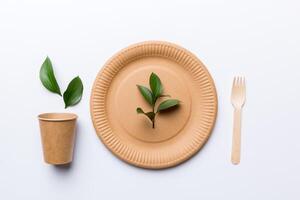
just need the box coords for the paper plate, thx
[90,41,217,169]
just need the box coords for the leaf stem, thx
[152,101,156,129]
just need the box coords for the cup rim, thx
[38,113,78,122]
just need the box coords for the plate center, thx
[111,57,191,143]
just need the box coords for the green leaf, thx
[137,85,154,105]
[136,107,155,121]
[136,107,144,114]
[149,72,162,99]
[63,76,83,108]
[39,56,61,96]
[157,99,180,112]
[145,112,155,121]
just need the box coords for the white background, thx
[0,0,300,199]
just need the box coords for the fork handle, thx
[231,108,242,165]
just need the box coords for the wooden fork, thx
[231,76,246,165]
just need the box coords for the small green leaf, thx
[137,85,153,105]
[145,112,155,121]
[136,107,144,114]
[63,76,83,108]
[137,107,155,121]
[39,56,61,96]
[149,72,162,99]
[157,99,180,112]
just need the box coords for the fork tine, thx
[237,77,240,85]
[232,77,236,88]
[237,76,245,86]
[242,77,246,95]
[240,77,245,87]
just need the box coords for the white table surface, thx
[1,0,300,199]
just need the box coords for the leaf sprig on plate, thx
[40,56,83,108]
[136,72,180,128]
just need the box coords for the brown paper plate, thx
[90,41,217,169]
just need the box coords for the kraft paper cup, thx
[38,113,77,165]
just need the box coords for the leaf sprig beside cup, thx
[40,57,83,108]
[136,73,180,128]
